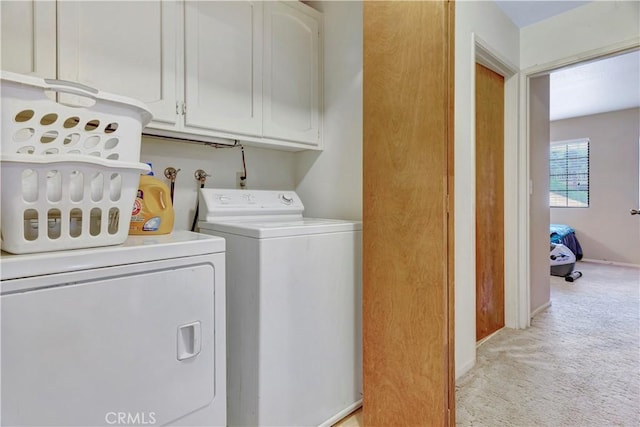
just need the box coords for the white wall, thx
[296,1,362,221]
[142,2,364,232]
[550,108,640,266]
[521,0,640,70]
[139,0,640,384]
[141,1,363,234]
[529,75,551,314]
[137,1,366,232]
[454,0,520,378]
[301,0,522,383]
[140,136,296,230]
[522,0,640,314]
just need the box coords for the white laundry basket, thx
[1,71,154,254]
[1,154,150,254]
[1,71,152,161]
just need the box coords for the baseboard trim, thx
[319,399,362,427]
[455,330,504,381]
[581,258,640,268]
[531,301,552,319]
[476,328,504,348]
[456,358,476,380]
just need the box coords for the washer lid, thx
[199,217,362,239]
[1,231,225,281]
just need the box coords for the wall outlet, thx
[236,171,247,189]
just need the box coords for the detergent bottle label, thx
[129,176,174,235]
[142,217,161,231]
[132,198,142,216]
[130,190,150,226]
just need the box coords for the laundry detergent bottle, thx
[129,172,175,235]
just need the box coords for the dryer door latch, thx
[177,321,202,361]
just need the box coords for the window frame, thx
[549,138,590,208]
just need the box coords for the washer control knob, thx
[279,194,294,205]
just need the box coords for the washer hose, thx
[191,170,209,232]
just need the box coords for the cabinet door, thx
[263,1,321,146]
[0,0,56,78]
[57,1,178,126]
[184,1,263,137]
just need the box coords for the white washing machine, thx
[1,231,226,427]
[198,189,362,427]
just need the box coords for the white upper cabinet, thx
[57,1,179,126]
[1,1,322,150]
[263,1,321,146]
[0,0,56,78]
[184,1,263,137]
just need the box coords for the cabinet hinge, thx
[176,102,179,115]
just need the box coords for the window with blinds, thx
[549,139,589,208]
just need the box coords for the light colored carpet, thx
[456,261,640,426]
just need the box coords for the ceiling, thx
[495,1,640,121]
[549,51,640,121]
[495,1,590,28]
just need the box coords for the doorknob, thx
[631,209,639,215]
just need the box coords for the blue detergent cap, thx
[144,162,154,176]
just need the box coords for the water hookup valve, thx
[194,169,210,186]
[163,167,181,203]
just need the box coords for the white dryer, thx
[198,189,362,427]
[1,231,226,427]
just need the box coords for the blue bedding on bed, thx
[550,224,575,244]
[550,223,583,260]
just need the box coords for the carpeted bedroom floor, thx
[456,261,640,426]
